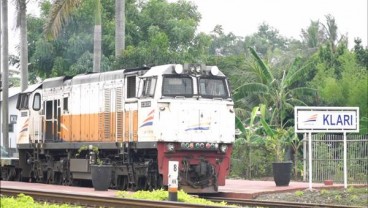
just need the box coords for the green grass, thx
[1,194,81,208]
[117,189,228,206]
[2,190,227,207]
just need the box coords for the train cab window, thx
[33,93,41,111]
[63,97,68,111]
[127,76,136,98]
[199,78,229,98]
[16,93,29,110]
[141,77,157,98]
[162,76,193,97]
[46,100,53,120]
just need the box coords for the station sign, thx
[295,107,359,133]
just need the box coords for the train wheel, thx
[138,177,148,190]
[62,172,72,186]
[146,175,152,191]
[128,179,137,191]
[2,166,16,181]
[46,168,53,184]
[152,172,163,190]
[117,175,128,190]
[14,168,22,181]
[147,172,159,190]
[53,172,62,185]
[29,171,36,183]
[122,175,128,190]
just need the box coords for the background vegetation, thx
[10,0,368,179]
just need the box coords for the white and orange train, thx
[5,64,235,193]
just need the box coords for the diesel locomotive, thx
[2,64,235,193]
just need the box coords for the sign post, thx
[308,132,312,191]
[295,107,359,190]
[168,161,179,201]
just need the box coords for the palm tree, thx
[45,0,127,72]
[115,0,125,57]
[93,0,102,73]
[15,0,28,91]
[0,0,2,68]
[1,0,10,152]
[301,20,321,49]
[44,0,102,73]
[323,14,338,52]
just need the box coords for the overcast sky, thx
[5,0,368,56]
[190,0,367,48]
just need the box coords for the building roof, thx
[0,83,41,102]
[0,87,20,101]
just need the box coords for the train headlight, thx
[199,143,205,148]
[220,144,227,153]
[195,66,201,73]
[210,66,219,76]
[174,64,183,74]
[167,143,175,152]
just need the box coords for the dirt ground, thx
[255,186,368,207]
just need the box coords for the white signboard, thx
[295,107,359,133]
[168,161,179,189]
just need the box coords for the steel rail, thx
[0,188,228,208]
[2,187,363,208]
[206,196,363,208]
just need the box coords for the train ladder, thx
[127,164,135,187]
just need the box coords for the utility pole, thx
[1,0,10,155]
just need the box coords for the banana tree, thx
[235,47,316,128]
[234,105,265,178]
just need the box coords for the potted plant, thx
[87,145,113,191]
[261,118,293,186]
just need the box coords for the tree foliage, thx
[21,1,368,178]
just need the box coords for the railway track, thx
[1,187,363,208]
[206,196,363,208]
[0,188,213,208]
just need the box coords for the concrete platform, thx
[0,179,348,199]
[218,179,346,199]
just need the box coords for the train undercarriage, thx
[1,142,230,193]
[1,142,162,191]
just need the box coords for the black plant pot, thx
[91,164,112,191]
[272,161,292,186]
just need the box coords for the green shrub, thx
[295,190,304,197]
[320,189,329,195]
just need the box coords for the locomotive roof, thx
[142,64,226,77]
[141,64,175,77]
[70,66,151,85]
[43,76,72,89]
[40,64,226,89]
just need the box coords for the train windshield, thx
[16,93,30,110]
[199,78,229,98]
[162,76,193,97]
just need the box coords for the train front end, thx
[138,64,235,193]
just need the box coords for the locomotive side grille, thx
[104,89,111,140]
[98,111,103,140]
[116,86,123,139]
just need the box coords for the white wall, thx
[1,90,20,149]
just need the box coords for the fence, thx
[303,134,368,184]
